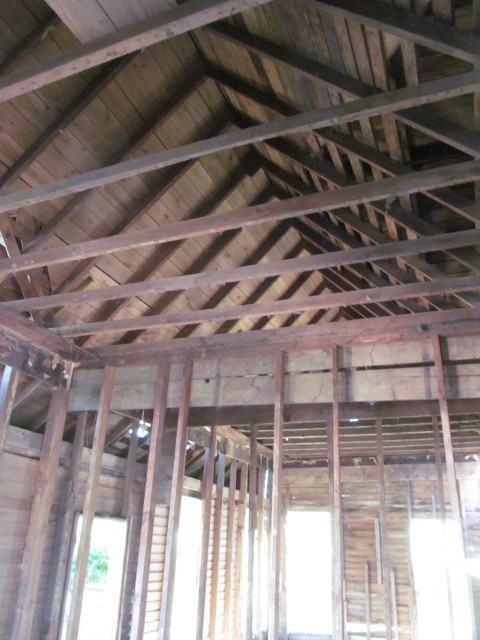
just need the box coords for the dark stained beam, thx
[0,306,92,387]
[52,119,231,296]
[8,224,480,313]
[0,12,59,75]
[2,161,480,280]
[314,0,480,64]
[207,27,480,161]
[51,274,480,338]
[220,255,314,334]
[0,0,272,103]
[88,307,480,366]
[0,55,136,192]
[98,163,266,346]
[0,71,479,213]
[24,74,207,253]
[173,226,299,340]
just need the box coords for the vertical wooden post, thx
[64,366,116,640]
[280,505,288,639]
[157,359,193,640]
[233,462,248,637]
[255,467,266,639]
[432,415,455,637]
[209,452,226,640]
[195,424,217,640]
[432,337,464,526]
[330,346,345,640]
[130,362,170,640]
[432,335,475,640]
[11,387,70,640]
[364,563,371,640]
[405,483,418,640]
[432,416,447,520]
[376,418,392,640]
[223,458,238,639]
[131,363,170,640]
[122,430,139,518]
[0,366,19,454]
[247,424,258,640]
[116,429,139,638]
[268,351,285,640]
[42,411,87,640]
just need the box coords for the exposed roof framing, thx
[1,0,480,461]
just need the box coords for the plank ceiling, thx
[2,0,480,460]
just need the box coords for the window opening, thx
[286,510,332,636]
[60,515,128,640]
[410,518,473,640]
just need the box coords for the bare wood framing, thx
[247,425,258,640]
[10,226,480,312]
[0,306,91,387]
[314,0,480,65]
[432,337,475,639]
[0,0,273,104]
[10,388,70,640]
[42,412,87,640]
[209,452,226,640]
[377,418,393,640]
[89,307,480,366]
[0,366,19,454]
[268,351,285,640]
[223,457,238,639]
[51,275,480,338]
[0,71,479,215]
[130,363,170,640]
[195,424,217,640]
[233,463,248,636]
[330,346,345,640]
[157,359,193,640]
[64,366,116,640]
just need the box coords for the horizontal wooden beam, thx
[2,159,480,281]
[74,399,480,425]
[6,225,480,311]
[0,0,272,104]
[0,71,478,214]
[87,307,480,366]
[0,307,93,387]
[314,0,480,65]
[52,275,480,337]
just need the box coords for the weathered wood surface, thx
[10,389,70,640]
[0,0,273,104]
[0,73,479,217]
[2,168,480,275]
[69,336,480,410]
[51,275,480,338]
[0,307,92,388]
[64,367,116,640]
[87,308,480,366]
